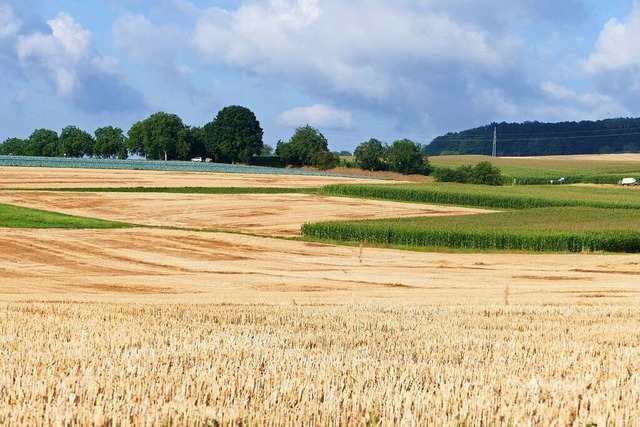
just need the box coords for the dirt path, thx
[0,191,493,236]
[1,228,638,305]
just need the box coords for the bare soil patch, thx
[0,167,394,189]
[1,228,638,305]
[0,191,492,236]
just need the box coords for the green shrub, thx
[434,161,502,185]
[313,151,340,170]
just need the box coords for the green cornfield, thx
[302,207,640,253]
[320,183,640,210]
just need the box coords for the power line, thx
[440,130,640,143]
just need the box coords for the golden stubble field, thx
[1,165,640,425]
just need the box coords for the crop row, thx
[302,207,640,253]
[302,222,640,253]
[320,183,640,210]
[0,155,357,178]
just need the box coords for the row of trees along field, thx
[424,117,640,156]
[0,126,128,159]
[0,106,264,162]
[0,106,342,169]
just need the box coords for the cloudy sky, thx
[1,0,640,152]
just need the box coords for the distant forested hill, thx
[424,118,640,156]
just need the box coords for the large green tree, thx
[0,137,27,155]
[203,105,263,163]
[276,125,330,167]
[126,112,189,160]
[388,139,431,175]
[59,126,94,157]
[354,138,388,171]
[27,129,59,157]
[94,126,128,159]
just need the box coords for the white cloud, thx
[277,104,352,129]
[48,12,93,61]
[15,12,146,112]
[0,4,21,39]
[113,13,185,63]
[537,81,629,120]
[160,0,199,20]
[585,5,640,73]
[469,86,519,118]
[193,0,518,102]
[16,13,93,98]
[91,56,120,74]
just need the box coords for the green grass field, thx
[0,203,135,229]
[429,155,640,184]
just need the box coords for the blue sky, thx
[1,0,640,152]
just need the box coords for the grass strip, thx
[302,207,640,253]
[0,203,136,229]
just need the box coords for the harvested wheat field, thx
[2,166,640,424]
[1,303,639,425]
[0,191,493,236]
[1,228,640,305]
[0,166,387,189]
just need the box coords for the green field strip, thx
[0,203,137,229]
[320,183,640,210]
[302,207,640,253]
[429,155,640,184]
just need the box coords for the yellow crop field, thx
[1,303,639,425]
[2,163,640,425]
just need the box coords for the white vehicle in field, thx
[191,156,203,162]
[619,177,637,186]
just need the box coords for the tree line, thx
[0,106,357,171]
[1,126,128,159]
[0,106,265,162]
[0,105,434,175]
[424,117,640,156]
